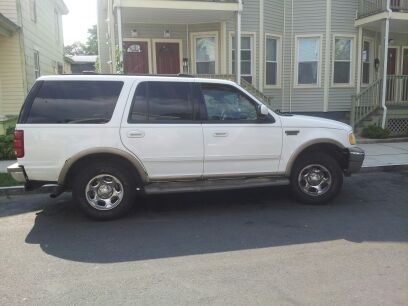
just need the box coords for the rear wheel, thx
[72,162,136,220]
[290,153,343,205]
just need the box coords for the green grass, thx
[0,173,21,187]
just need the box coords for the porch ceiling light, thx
[131,29,138,37]
[164,30,170,38]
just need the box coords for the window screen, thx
[26,81,123,124]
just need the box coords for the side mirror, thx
[259,104,269,116]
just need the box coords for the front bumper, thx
[345,147,365,175]
[7,162,27,183]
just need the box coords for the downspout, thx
[235,0,242,85]
[282,0,286,111]
[381,0,391,129]
[289,0,294,112]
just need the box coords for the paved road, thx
[0,171,407,305]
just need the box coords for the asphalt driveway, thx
[0,171,407,305]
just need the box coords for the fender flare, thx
[284,138,346,176]
[58,147,149,185]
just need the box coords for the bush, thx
[0,127,16,160]
[361,125,390,139]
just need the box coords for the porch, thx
[352,3,408,136]
[107,0,245,84]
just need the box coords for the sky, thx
[62,0,97,45]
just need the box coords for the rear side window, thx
[24,81,123,124]
[128,81,198,123]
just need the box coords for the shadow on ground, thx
[1,171,407,263]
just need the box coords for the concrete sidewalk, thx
[0,142,407,174]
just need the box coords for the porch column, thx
[356,26,363,94]
[381,17,390,128]
[116,6,124,73]
[235,1,242,84]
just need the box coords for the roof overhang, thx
[114,0,239,24]
[355,11,408,31]
[56,0,69,15]
[0,14,19,37]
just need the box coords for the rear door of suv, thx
[120,79,204,180]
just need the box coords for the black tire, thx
[290,152,343,205]
[72,161,136,220]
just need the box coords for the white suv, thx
[8,75,364,220]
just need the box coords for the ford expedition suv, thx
[8,75,365,220]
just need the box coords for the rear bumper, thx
[7,162,27,183]
[345,147,365,175]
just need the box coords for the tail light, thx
[13,130,24,158]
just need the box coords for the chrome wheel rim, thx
[298,164,332,197]
[85,174,124,210]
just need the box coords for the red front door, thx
[124,41,149,74]
[155,42,180,74]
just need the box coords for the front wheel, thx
[290,153,343,205]
[72,162,136,220]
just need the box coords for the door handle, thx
[127,130,145,138]
[213,131,228,137]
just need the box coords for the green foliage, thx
[0,127,15,160]
[64,25,98,56]
[361,125,391,139]
[115,45,123,74]
[0,173,19,187]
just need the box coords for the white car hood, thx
[279,114,352,131]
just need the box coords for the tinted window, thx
[200,84,259,122]
[26,81,123,124]
[129,81,196,123]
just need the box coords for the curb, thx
[360,164,408,173]
[357,137,408,144]
[0,185,57,197]
[1,165,408,197]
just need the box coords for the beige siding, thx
[20,0,64,90]
[0,0,18,24]
[0,34,25,115]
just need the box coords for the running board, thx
[144,176,290,195]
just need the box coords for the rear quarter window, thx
[23,81,123,124]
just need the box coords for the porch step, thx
[144,176,290,195]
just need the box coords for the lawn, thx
[0,173,21,187]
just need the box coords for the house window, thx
[30,0,37,23]
[54,10,60,44]
[231,35,253,84]
[34,50,40,79]
[333,37,353,85]
[296,36,320,86]
[194,36,216,74]
[362,40,372,84]
[265,36,279,86]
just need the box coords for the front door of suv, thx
[120,80,203,180]
[199,83,282,177]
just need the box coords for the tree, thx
[64,25,98,56]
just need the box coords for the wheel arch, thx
[58,147,148,188]
[285,139,347,176]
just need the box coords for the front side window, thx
[296,37,320,85]
[195,36,216,74]
[26,81,123,124]
[232,36,253,84]
[265,36,278,86]
[362,40,372,84]
[200,83,259,122]
[333,37,353,85]
[128,81,196,123]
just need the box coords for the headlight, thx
[348,132,356,145]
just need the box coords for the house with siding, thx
[0,0,68,117]
[97,0,408,135]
